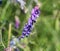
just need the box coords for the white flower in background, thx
[17,0,26,10]
[17,0,28,13]
[34,0,38,4]
[10,37,19,48]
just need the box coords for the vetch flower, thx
[15,16,20,29]
[18,6,40,39]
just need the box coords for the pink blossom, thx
[15,16,20,29]
[4,47,13,51]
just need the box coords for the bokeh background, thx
[0,0,60,51]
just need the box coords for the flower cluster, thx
[9,6,40,49]
[18,6,40,39]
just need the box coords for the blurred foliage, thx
[0,0,60,51]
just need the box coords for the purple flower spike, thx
[18,5,40,39]
[15,16,20,29]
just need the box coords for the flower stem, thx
[8,23,12,47]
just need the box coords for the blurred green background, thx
[0,0,60,51]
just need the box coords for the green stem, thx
[0,29,5,48]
